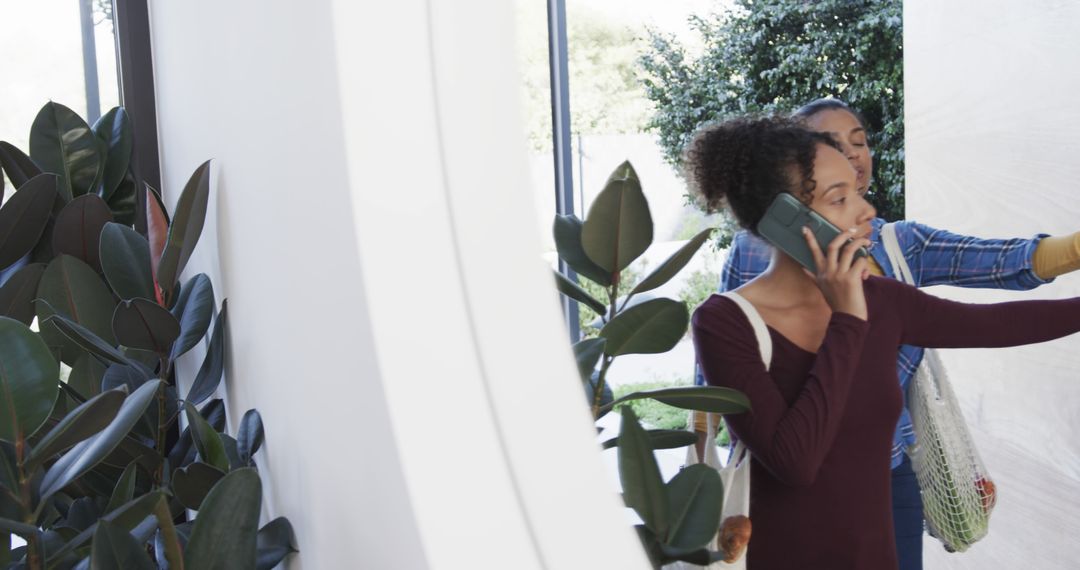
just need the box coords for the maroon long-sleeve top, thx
[692,276,1080,570]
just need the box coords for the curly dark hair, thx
[683,116,839,236]
[793,98,869,130]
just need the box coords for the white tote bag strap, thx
[717,291,766,473]
[689,291,772,467]
[720,291,771,370]
[881,223,915,286]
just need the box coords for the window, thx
[515,0,726,406]
[0,0,120,164]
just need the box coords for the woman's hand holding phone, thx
[803,226,871,321]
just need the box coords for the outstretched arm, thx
[889,279,1080,348]
[897,221,1055,290]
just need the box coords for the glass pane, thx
[560,0,725,444]
[513,0,559,252]
[0,0,120,193]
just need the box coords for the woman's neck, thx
[749,248,827,309]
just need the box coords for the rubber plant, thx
[553,161,750,568]
[0,102,296,569]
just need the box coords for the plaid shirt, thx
[699,217,1050,468]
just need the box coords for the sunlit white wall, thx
[147,0,647,568]
[905,2,1080,567]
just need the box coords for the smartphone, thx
[756,193,868,272]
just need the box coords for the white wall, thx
[148,0,647,568]
[905,1,1080,567]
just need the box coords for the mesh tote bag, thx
[669,291,767,570]
[881,223,997,552]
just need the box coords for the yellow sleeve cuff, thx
[692,410,721,433]
[1032,232,1080,279]
[867,255,885,277]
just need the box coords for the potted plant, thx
[552,161,750,568]
[0,102,296,569]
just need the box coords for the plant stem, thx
[14,439,42,570]
[608,272,620,322]
[592,355,615,419]
[154,359,168,485]
[153,496,185,570]
[593,273,621,419]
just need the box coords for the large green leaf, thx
[29,102,102,200]
[629,228,714,298]
[183,401,229,472]
[46,490,166,565]
[145,184,168,302]
[157,161,211,299]
[664,463,723,549]
[68,354,106,398]
[184,468,262,570]
[99,222,154,301]
[605,386,751,415]
[45,313,136,369]
[167,399,223,470]
[89,519,156,570]
[657,544,726,565]
[112,298,181,353]
[101,363,152,393]
[599,298,687,356]
[604,160,640,185]
[106,173,137,226]
[0,173,58,271]
[51,194,113,273]
[236,409,264,465]
[0,441,18,508]
[0,516,39,538]
[36,255,118,365]
[104,430,158,473]
[172,462,225,510]
[553,270,606,316]
[552,215,611,285]
[572,338,605,383]
[0,317,60,443]
[256,518,297,570]
[39,380,162,502]
[221,433,243,471]
[105,461,138,514]
[65,496,103,532]
[91,107,133,201]
[601,429,698,451]
[25,388,126,471]
[0,262,45,324]
[581,160,653,273]
[170,274,214,360]
[617,407,668,536]
[29,191,67,264]
[186,301,227,405]
[0,141,43,189]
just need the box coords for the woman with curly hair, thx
[693,98,1080,570]
[686,116,1080,569]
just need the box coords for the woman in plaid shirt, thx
[693,99,1080,570]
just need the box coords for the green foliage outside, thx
[614,381,691,430]
[678,267,720,314]
[614,380,730,446]
[518,4,652,151]
[638,0,905,230]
